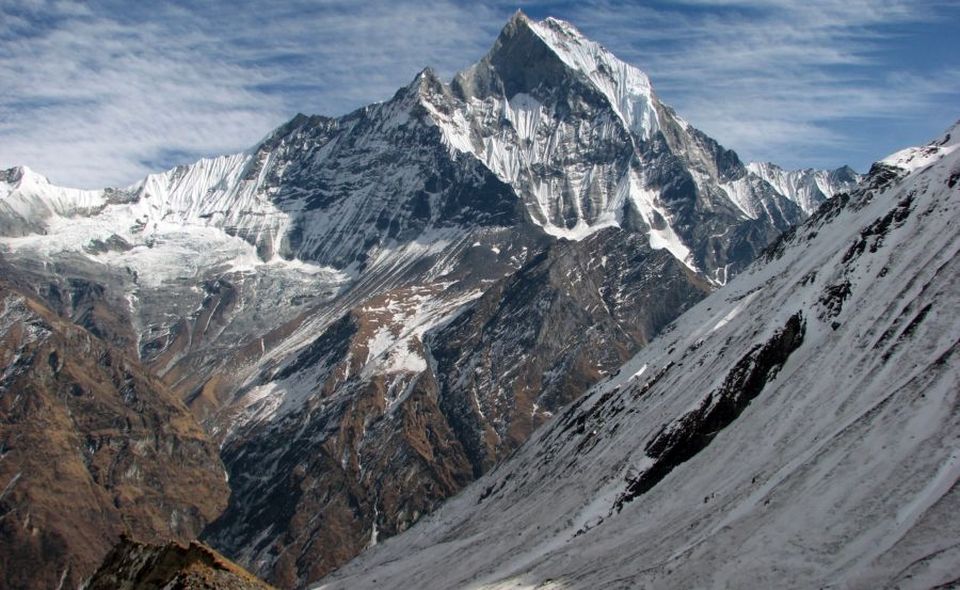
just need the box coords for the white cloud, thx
[554,0,960,169]
[0,2,286,187]
[0,0,956,186]
[0,0,507,187]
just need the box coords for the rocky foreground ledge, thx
[85,536,274,590]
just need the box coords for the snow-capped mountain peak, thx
[1,165,45,186]
[454,11,659,141]
[527,16,660,139]
[880,119,960,172]
[746,161,861,215]
[0,164,115,237]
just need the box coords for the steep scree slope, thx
[319,124,960,589]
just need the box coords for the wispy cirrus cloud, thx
[0,0,507,187]
[0,1,285,187]
[0,0,956,187]
[544,0,960,169]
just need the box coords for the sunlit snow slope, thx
[319,124,960,590]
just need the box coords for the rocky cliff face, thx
[0,11,859,589]
[0,265,229,590]
[201,227,711,587]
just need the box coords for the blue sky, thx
[1,0,957,188]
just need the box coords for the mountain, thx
[0,262,229,590]
[318,123,960,589]
[0,12,861,588]
[746,161,861,215]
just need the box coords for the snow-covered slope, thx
[318,124,960,589]
[881,122,960,171]
[747,161,861,214]
[0,166,110,236]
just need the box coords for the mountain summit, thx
[1,14,862,589]
[454,11,660,139]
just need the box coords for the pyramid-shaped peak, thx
[479,12,655,94]
[414,66,441,84]
[454,13,660,138]
[507,9,530,26]
[403,66,447,101]
[375,66,447,109]
[498,11,583,41]
[489,9,534,45]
